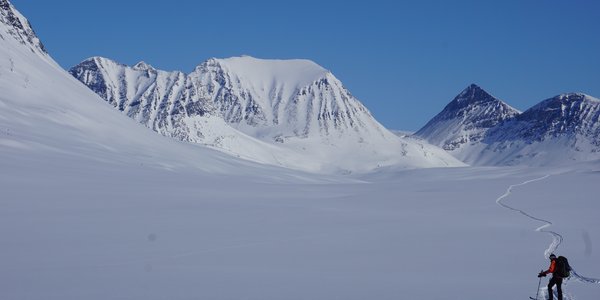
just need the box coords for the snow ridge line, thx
[495,175,562,257]
[495,175,600,287]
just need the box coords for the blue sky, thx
[12,0,600,131]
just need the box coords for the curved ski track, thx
[495,175,600,300]
[495,175,562,257]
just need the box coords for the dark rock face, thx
[70,57,216,143]
[0,0,47,54]
[69,59,108,100]
[444,84,502,113]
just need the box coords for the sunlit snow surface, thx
[1,1,599,299]
[2,159,600,299]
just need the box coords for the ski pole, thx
[534,270,543,300]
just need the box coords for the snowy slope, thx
[4,154,600,300]
[70,56,464,172]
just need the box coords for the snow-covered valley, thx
[1,0,599,299]
[2,159,600,299]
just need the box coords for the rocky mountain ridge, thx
[70,55,462,172]
[0,0,46,54]
[416,86,600,165]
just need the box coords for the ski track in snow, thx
[495,175,600,300]
[495,175,563,257]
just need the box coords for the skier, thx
[538,253,570,300]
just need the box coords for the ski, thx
[529,297,537,300]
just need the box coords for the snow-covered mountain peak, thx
[132,61,154,71]
[182,55,377,140]
[416,87,600,166]
[471,91,600,165]
[75,56,126,71]
[452,83,506,107]
[0,0,46,55]
[519,93,600,124]
[461,83,483,91]
[514,92,600,134]
[76,57,165,75]
[535,92,598,108]
[196,55,330,89]
[415,84,520,152]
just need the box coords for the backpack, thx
[555,256,571,278]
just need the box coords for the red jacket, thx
[543,259,556,275]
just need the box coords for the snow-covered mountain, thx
[0,0,306,178]
[415,84,520,152]
[488,93,600,142]
[70,56,381,143]
[70,56,463,172]
[416,85,600,165]
[479,93,600,165]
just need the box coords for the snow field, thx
[2,161,599,299]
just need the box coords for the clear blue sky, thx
[11,0,600,131]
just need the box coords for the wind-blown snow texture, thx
[1,1,599,300]
[69,56,463,173]
[416,85,600,166]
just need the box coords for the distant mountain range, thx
[69,56,382,144]
[415,84,600,165]
[3,0,598,171]
[72,52,600,168]
[69,56,462,172]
